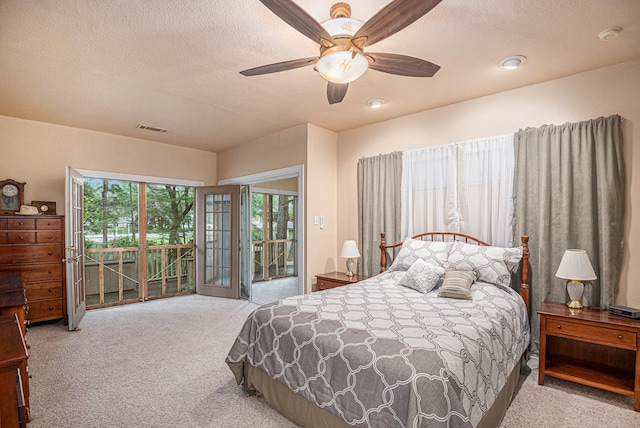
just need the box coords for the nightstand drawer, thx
[317,279,342,290]
[546,317,637,348]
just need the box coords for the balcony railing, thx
[84,244,194,308]
[252,239,295,282]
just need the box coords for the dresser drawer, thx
[36,230,63,244]
[7,218,36,230]
[0,218,6,229]
[7,231,36,244]
[25,281,64,301]
[0,263,63,282]
[27,299,64,322]
[0,245,62,264]
[545,317,637,348]
[36,217,63,230]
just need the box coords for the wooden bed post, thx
[379,232,387,273]
[520,236,529,311]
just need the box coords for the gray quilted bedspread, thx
[226,271,530,427]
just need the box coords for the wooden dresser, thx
[0,214,66,324]
[0,313,29,426]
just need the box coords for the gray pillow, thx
[388,238,451,272]
[447,241,522,287]
[438,270,476,300]
[399,259,446,293]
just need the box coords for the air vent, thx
[136,124,168,133]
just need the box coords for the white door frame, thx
[218,165,304,296]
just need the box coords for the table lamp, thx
[340,240,361,278]
[555,249,597,309]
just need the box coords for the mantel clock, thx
[0,179,25,214]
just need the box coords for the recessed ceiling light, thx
[498,55,527,70]
[367,98,386,108]
[598,27,621,41]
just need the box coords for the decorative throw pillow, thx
[388,238,451,272]
[399,259,446,293]
[447,241,522,287]
[438,270,476,300]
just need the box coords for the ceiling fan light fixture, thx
[498,55,527,70]
[321,17,363,38]
[316,51,369,84]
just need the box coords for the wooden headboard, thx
[379,232,530,311]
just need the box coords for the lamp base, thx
[566,280,585,310]
[567,300,584,310]
[345,258,355,278]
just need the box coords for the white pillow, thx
[399,259,446,293]
[447,241,522,287]
[388,238,451,272]
[438,270,476,300]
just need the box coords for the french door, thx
[65,166,86,330]
[195,185,241,298]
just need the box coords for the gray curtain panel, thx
[357,152,402,277]
[513,114,625,353]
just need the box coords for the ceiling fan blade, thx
[353,0,442,47]
[240,57,318,76]
[367,53,440,77]
[327,82,348,104]
[260,0,333,44]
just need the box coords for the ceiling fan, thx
[241,0,442,104]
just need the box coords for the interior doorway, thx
[250,187,298,304]
[219,166,304,304]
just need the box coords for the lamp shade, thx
[340,240,361,258]
[555,249,597,280]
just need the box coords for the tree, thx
[146,185,194,245]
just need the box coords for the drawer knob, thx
[557,324,562,329]
[48,306,53,311]
[48,235,53,239]
[618,334,623,339]
[49,288,53,293]
[48,251,53,255]
[20,236,24,240]
[48,270,52,274]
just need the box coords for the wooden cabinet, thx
[0,215,66,324]
[315,272,369,291]
[538,301,640,411]
[0,313,29,427]
[0,273,30,421]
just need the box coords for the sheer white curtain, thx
[458,134,515,247]
[401,145,457,239]
[400,134,515,246]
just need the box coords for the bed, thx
[226,232,531,427]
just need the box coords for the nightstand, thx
[315,272,369,291]
[538,301,640,411]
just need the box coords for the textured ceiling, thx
[1,0,639,152]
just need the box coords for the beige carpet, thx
[25,295,640,427]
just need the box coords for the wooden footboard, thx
[379,232,530,312]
